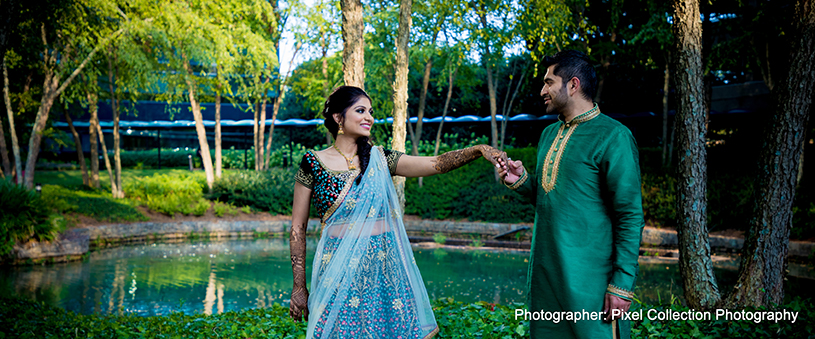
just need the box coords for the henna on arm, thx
[289,222,309,321]
[432,145,507,174]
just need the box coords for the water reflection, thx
[0,239,811,316]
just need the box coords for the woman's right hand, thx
[289,287,309,321]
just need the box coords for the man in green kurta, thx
[498,50,644,339]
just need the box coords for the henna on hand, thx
[289,222,309,321]
[433,145,508,174]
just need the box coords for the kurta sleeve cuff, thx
[503,168,528,190]
[606,284,635,301]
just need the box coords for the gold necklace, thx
[332,144,357,170]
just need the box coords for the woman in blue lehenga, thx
[289,86,507,338]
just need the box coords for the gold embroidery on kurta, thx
[541,105,600,193]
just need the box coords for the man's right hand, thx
[289,288,309,322]
[497,157,524,184]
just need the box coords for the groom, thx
[498,50,644,339]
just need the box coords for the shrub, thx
[404,147,538,223]
[640,173,677,227]
[0,181,65,256]
[208,169,296,215]
[124,173,208,217]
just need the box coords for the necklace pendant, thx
[349,164,357,170]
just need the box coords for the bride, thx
[289,86,507,338]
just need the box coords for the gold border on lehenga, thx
[541,104,600,193]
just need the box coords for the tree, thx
[672,0,721,310]
[391,0,413,210]
[726,0,814,308]
[20,0,123,188]
[341,0,365,88]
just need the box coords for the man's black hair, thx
[542,50,598,101]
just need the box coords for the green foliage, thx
[433,298,529,338]
[404,147,537,223]
[117,149,197,168]
[0,181,65,256]
[433,233,447,244]
[0,297,306,339]
[41,185,148,223]
[208,169,296,215]
[631,297,815,339]
[124,173,209,217]
[213,201,239,217]
[640,173,677,227]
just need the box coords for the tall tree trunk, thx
[500,66,526,151]
[662,60,671,167]
[253,99,260,170]
[0,60,11,178]
[3,60,23,184]
[341,0,365,88]
[88,91,99,188]
[215,88,222,179]
[412,53,434,157]
[64,110,89,186]
[485,62,498,149]
[434,65,457,157]
[265,43,300,170]
[183,61,216,191]
[95,123,118,195]
[726,0,815,308]
[672,0,721,309]
[107,48,123,198]
[391,0,412,212]
[258,90,268,170]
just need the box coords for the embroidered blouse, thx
[295,148,404,219]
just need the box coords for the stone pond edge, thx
[8,219,814,264]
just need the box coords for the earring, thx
[338,126,345,135]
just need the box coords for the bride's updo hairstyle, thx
[322,86,373,184]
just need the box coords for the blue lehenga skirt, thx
[312,232,425,338]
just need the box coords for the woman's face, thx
[335,96,374,138]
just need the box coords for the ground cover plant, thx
[2,296,813,338]
[0,180,65,256]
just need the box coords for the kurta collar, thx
[558,104,600,126]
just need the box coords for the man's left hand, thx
[602,293,631,322]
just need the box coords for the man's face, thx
[540,65,568,115]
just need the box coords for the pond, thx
[1,238,812,316]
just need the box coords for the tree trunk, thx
[183,61,215,191]
[88,91,99,188]
[662,60,671,167]
[434,65,457,157]
[391,0,412,213]
[726,0,815,308]
[500,65,526,151]
[95,123,118,195]
[64,110,89,186]
[265,94,280,169]
[0,60,11,178]
[672,0,721,309]
[341,0,365,88]
[412,56,433,157]
[253,99,260,170]
[3,60,22,184]
[107,49,123,198]
[215,89,222,179]
[484,61,498,149]
[258,90,268,170]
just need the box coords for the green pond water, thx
[1,238,812,316]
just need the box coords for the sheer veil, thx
[306,146,437,338]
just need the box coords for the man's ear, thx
[569,77,581,97]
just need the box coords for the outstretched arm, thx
[394,144,508,178]
[289,182,311,322]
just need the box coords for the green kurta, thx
[509,107,644,339]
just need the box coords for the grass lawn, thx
[35,168,209,188]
